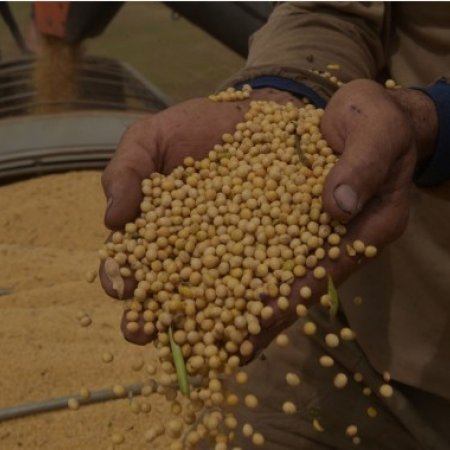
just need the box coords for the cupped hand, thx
[241,79,438,363]
[99,89,302,344]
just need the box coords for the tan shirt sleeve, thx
[220,2,388,99]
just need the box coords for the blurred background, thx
[0,1,274,103]
[0,1,274,184]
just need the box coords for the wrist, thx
[409,81,450,186]
[387,87,438,178]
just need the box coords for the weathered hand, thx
[242,79,438,363]
[102,99,248,231]
[99,89,302,344]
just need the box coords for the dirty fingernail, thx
[334,184,358,215]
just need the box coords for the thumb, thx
[320,81,410,222]
[322,136,390,222]
[102,120,157,230]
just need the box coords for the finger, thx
[120,312,155,346]
[335,184,409,248]
[97,233,137,300]
[320,81,412,223]
[98,259,137,300]
[321,138,400,223]
[102,120,157,230]
[321,126,396,223]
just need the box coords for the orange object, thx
[34,1,70,39]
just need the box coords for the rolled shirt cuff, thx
[235,75,327,108]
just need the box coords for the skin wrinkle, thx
[102,162,146,229]
[348,103,365,116]
[388,88,438,171]
[327,88,413,192]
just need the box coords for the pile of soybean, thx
[100,86,379,449]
